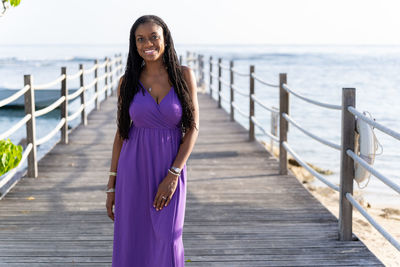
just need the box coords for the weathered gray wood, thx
[270,106,278,151]
[94,59,99,110]
[217,57,222,108]
[339,88,356,241]
[60,67,68,144]
[0,91,382,265]
[209,56,213,99]
[109,59,113,97]
[279,73,288,175]
[79,64,87,126]
[23,74,37,178]
[104,57,108,100]
[229,60,234,121]
[249,65,255,141]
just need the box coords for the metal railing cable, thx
[282,83,342,110]
[67,86,84,101]
[282,113,341,150]
[251,73,279,88]
[0,114,31,140]
[36,118,66,145]
[0,143,33,188]
[231,67,249,76]
[218,77,230,87]
[251,116,279,142]
[231,101,248,118]
[344,105,400,250]
[68,104,85,121]
[0,85,30,107]
[34,74,66,90]
[346,192,400,250]
[84,64,98,74]
[251,94,278,114]
[231,84,249,97]
[283,141,340,191]
[67,70,83,81]
[210,72,219,79]
[218,90,230,103]
[348,106,400,141]
[34,96,66,117]
[347,150,400,194]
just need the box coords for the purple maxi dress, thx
[112,81,186,267]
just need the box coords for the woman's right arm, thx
[107,76,125,189]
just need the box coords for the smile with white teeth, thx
[144,49,156,55]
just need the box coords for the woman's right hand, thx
[106,192,115,221]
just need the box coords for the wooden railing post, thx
[271,106,278,152]
[104,57,109,100]
[79,64,87,126]
[110,56,114,96]
[196,54,201,85]
[279,73,288,175]
[199,54,204,88]
[209,56,213,98]
[249,65,255,141]
[23,74,38,178]
[339,88,356,241]
[229,60,234,121]
[94,59,99,110]
[186,51,190,66]
[61,67,68,144]
[217,58,222,108]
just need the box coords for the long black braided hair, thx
[117,15,196,141]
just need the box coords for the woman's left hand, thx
[153,172,179,211]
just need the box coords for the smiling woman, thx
[105,15,199,267]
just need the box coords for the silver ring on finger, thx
[161,196,167,200]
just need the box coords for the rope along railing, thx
[208,56,280,155]
[198,52,400,252]
[0,54,124,199]
[345,106,400,250]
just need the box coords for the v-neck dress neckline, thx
[139,80,174,105]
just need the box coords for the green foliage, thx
[0,138,23,176]
[3,0,20,6]
[9,0,20,6]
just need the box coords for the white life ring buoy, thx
[354,111,380,188]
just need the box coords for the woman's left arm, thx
[153,66,199,211]
[171,66,200,170]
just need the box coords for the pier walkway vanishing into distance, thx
[0,93,382,266]
[0,52,385,265]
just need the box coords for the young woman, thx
[105,15,199,266]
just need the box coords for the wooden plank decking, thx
[0,91,383,266]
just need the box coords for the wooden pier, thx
[0,91,383,266]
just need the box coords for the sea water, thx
[1,44,399,208]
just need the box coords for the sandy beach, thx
[261,141,400,267]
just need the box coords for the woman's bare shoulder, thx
[117,75,125,98]
[180,65,194,82]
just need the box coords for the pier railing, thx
[0,54,124,199]
[194,53,400,251]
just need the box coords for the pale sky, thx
[1,0,400,45]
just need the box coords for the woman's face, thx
[135,22,166,62]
